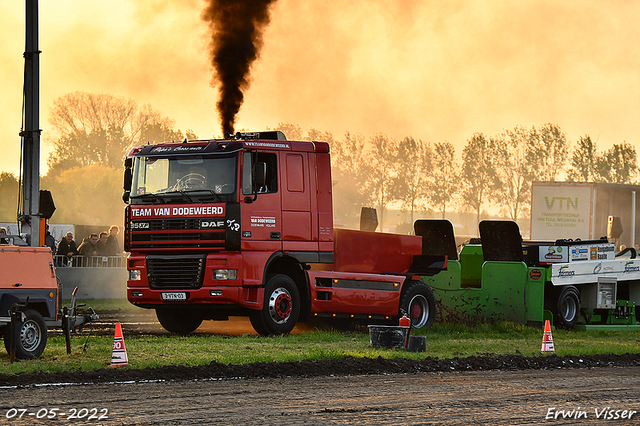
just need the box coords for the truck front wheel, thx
[250,274,300,335]
[399,281,437,329]
[3,309,48,359]
[551,286,581,329]
[156,308,203,335]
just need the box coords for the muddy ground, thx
[2,365,640,425]
[2,309,640,424]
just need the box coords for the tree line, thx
[0,91,637,233]
[275,123,638,231]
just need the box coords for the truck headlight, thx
[129,270,141,281]
[214,269,237,280]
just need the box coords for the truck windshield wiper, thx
[180,189,222,202]
[131,193,165,203]
[177,191,195,203]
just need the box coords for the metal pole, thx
[632,191,636,248]
[591,187,596,240]
[21,0,41,246]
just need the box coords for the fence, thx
[54,254,125,268]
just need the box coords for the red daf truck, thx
[122,131,445,335]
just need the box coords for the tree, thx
[527,123,568,182]
[430,142,458,219]
[185,129,199,140]
[595,142,638,184]
[330,131,370,228]
[567,135,598,182]
[394,137,432,224]
[461,133,500,231]
[41,165,124,226]
[494,126,535,221]
[363,134,399,230]
[0,172,18,222]
[47,92,183,174]
[306,128,336,146]
[275,123,304,141]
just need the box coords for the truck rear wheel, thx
[3,309,48,359]
[552,286,581,329]
[399,281,437,329]
[250,274,300,336]
[156,308,203,335]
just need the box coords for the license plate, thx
[161,292,187,301]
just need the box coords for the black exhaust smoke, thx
[202,0,277,136]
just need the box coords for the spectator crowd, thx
[54,225,121,267]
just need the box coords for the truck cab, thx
[124,131,445,335]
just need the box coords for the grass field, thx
[1,319,639,375]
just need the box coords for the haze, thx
[1,0,638,176]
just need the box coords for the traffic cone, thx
[541,319,555,353]
[110,322,128,366]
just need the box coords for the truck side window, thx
[242,152,278,195]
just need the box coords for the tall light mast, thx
[20,0,41,246]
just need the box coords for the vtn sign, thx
[545,197,578,210]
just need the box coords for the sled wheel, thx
[553,286,581,329]
[250,274,300,335]
[399,281,437,329]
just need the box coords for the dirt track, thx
[3,309,640,424]
[2,367,640,425]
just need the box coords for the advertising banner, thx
[531,183,593,241]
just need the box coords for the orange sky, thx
[1,0,639,176]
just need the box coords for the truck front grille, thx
[146,255,206,289]
[148,218,202,230]
[130,219,225,250]
[127,203,240,252]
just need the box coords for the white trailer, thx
[530,182,640,249]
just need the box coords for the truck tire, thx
[250,274,300,335]
[3,309,48,359]
[552,286,581,329]
[399,281,437,329]
[156,308,203,335]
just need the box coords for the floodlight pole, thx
[20,0,41,246]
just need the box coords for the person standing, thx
[78,233,100,257]
[97,231,110,256]
[44,224,56,253]
[56,232,77,266]
[106,225,121,255]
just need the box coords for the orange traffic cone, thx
[541,319,555,353]
[111,322,128,366]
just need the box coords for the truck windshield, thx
[131,155,237,197]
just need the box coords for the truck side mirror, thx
[123,158,133,203]
[245,162,267,204]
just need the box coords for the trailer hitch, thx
[61,287,99,354]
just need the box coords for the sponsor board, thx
[539,243,615,264]
[550,259,640,285]
[529,269,543,280]
[570,243,615,261]
[530,184,592,240]
[539,246,569,263]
